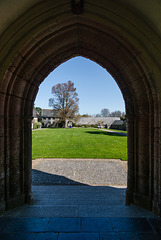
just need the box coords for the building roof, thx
[32,109,39,118]
[41,109,59,118]
[111,120,124,126]
[76,117,120,125]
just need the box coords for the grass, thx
[32,128,127,160]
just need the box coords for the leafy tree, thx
[110,110,122,117]
[101,108,110,117]
[76,113,82,118]
[120,112,126,120]
[81,114,91,117]
[35,107,42,116]
[95,113,101,117]
[49,81,79,127]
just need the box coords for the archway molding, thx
[0,0,160,215]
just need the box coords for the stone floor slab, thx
[148,218,161,233]
[45,218,81,232]
[14,233,36,240]
[78,205,155,218]
[1,186,156,218]
[111,218,153,232]
[35,232,58,240]
[0,217,49,233]
[1,205,78,218]
[0,217,160,240]
[0,233,37,240]
[0,233,16,240]
[58,233,100,240]
[0,185,160,240]
[82,218,114,232]
[100,232,161,240]
[100,232,138,240]
[82,218,154,233]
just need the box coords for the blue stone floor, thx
[0,217,161,240]
[0,186,161,240]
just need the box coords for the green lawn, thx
[32,128,127,160]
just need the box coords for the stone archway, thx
[0,0,161,216]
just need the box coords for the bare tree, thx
[49,81,79,127]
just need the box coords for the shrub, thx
[91,124,98,128]
[33,123,37,129]
[33,122,42,129]
[37,122,42,128]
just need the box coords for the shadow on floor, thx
[32,169,88,186]
[0,170,160,239]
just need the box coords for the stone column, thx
[126,115,135,205]
[24,116,33,204]
[5,117,25,209]
[128,113,152,210]
[0,92,5,212]
[3,94,25,210]
[152,114,161,215]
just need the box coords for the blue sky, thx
[34,56,125,115]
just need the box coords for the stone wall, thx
[0,0,161,215]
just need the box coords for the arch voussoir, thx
[0,0,160,216]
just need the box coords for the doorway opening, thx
[32,56,127,185]
[31,57,129,217]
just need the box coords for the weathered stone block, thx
[7,95,24,116]
[0,92,6,116]
[10,76,29,98]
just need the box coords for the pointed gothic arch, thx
[0,0,161,215]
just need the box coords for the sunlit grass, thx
[32,128,127,160]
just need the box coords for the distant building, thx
[76,117,120,129]
[33,108,40,119]
[110,120,126,131]
[32,109,126,130]
[32,109,40,129]
[41,109,59,127]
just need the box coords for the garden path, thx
[32,158,127,186]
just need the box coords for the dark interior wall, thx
[0,0,161,215]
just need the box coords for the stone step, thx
[0,185,156,218]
